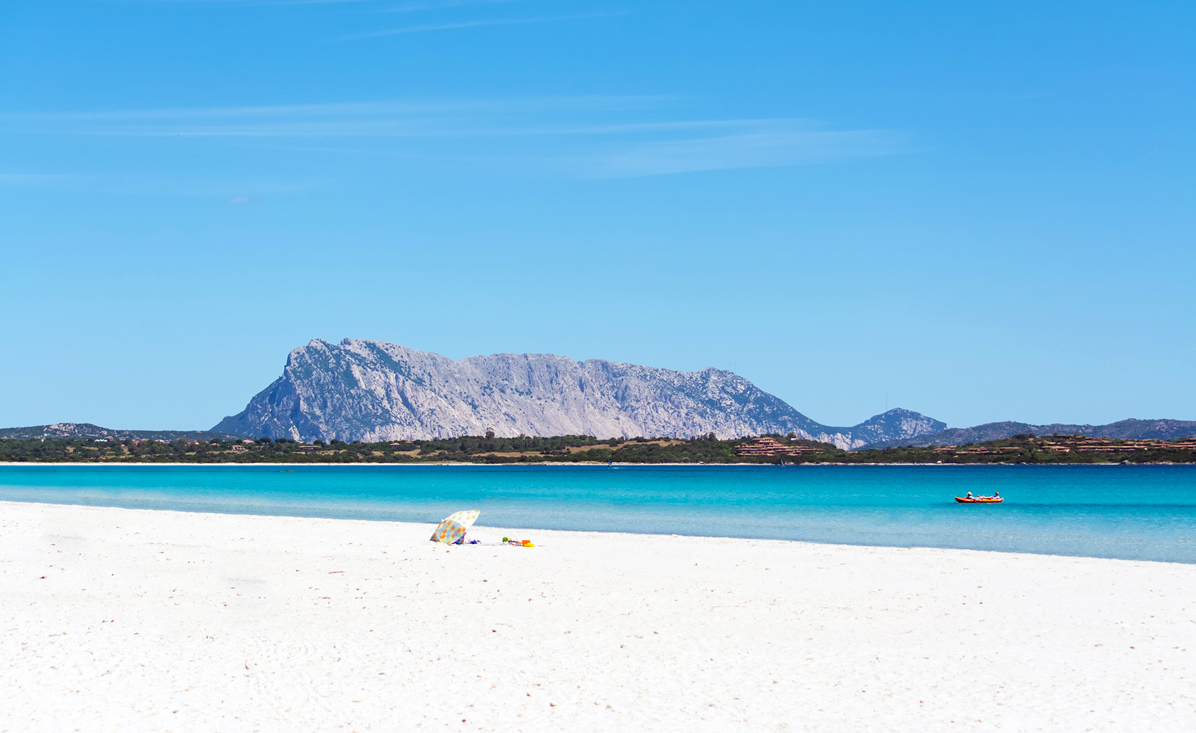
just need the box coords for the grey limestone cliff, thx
[213,339,946,449]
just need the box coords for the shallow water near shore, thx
[2,464,1194,562]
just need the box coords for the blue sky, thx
[1,0,1193,431]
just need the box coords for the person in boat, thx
[993,492,1000,499]
[965,492,974,499]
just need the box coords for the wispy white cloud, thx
[0,173,86,186]
[134,0,587,17]
[386,0,543,14]
[138,1,382,5]
[341,10,613,39]
[95,1,613,44]
[135,0,536,6]
[0,167,321,197]
[592,124,908,178]
[2,98,909,178]
[0,96,671,137]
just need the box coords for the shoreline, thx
[1,460,1185,467]
[4,500,1189,569]
[3,500,1193,731]
[4,496,1194,567]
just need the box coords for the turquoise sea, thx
[2,464,1194,563]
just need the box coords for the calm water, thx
[2,464,1194,563]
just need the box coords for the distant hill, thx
[0,423,241,442]
[862,418,1196,449]
[213,338,946,449]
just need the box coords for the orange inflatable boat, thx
[955,496,1004,503]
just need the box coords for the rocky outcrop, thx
[213,339,946,449]
[842,408,949,447]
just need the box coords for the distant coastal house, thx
[734,437,821,457]
[231,445,247,452]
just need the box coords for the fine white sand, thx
[2,501,1194,732]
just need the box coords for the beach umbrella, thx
[430,510,480,544]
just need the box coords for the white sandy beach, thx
[2,501,1194,732]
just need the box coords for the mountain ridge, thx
[212,338,945,449]
[0,423,241,442]
[863,418,1196,449]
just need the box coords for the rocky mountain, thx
[212,339,946,449]
[0,423,240,442]
[863,418,1196,449]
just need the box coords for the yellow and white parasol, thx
[430,510,480,544]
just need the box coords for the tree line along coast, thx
[2,433,1195,464]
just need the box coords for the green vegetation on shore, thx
[1,433,1194,464]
